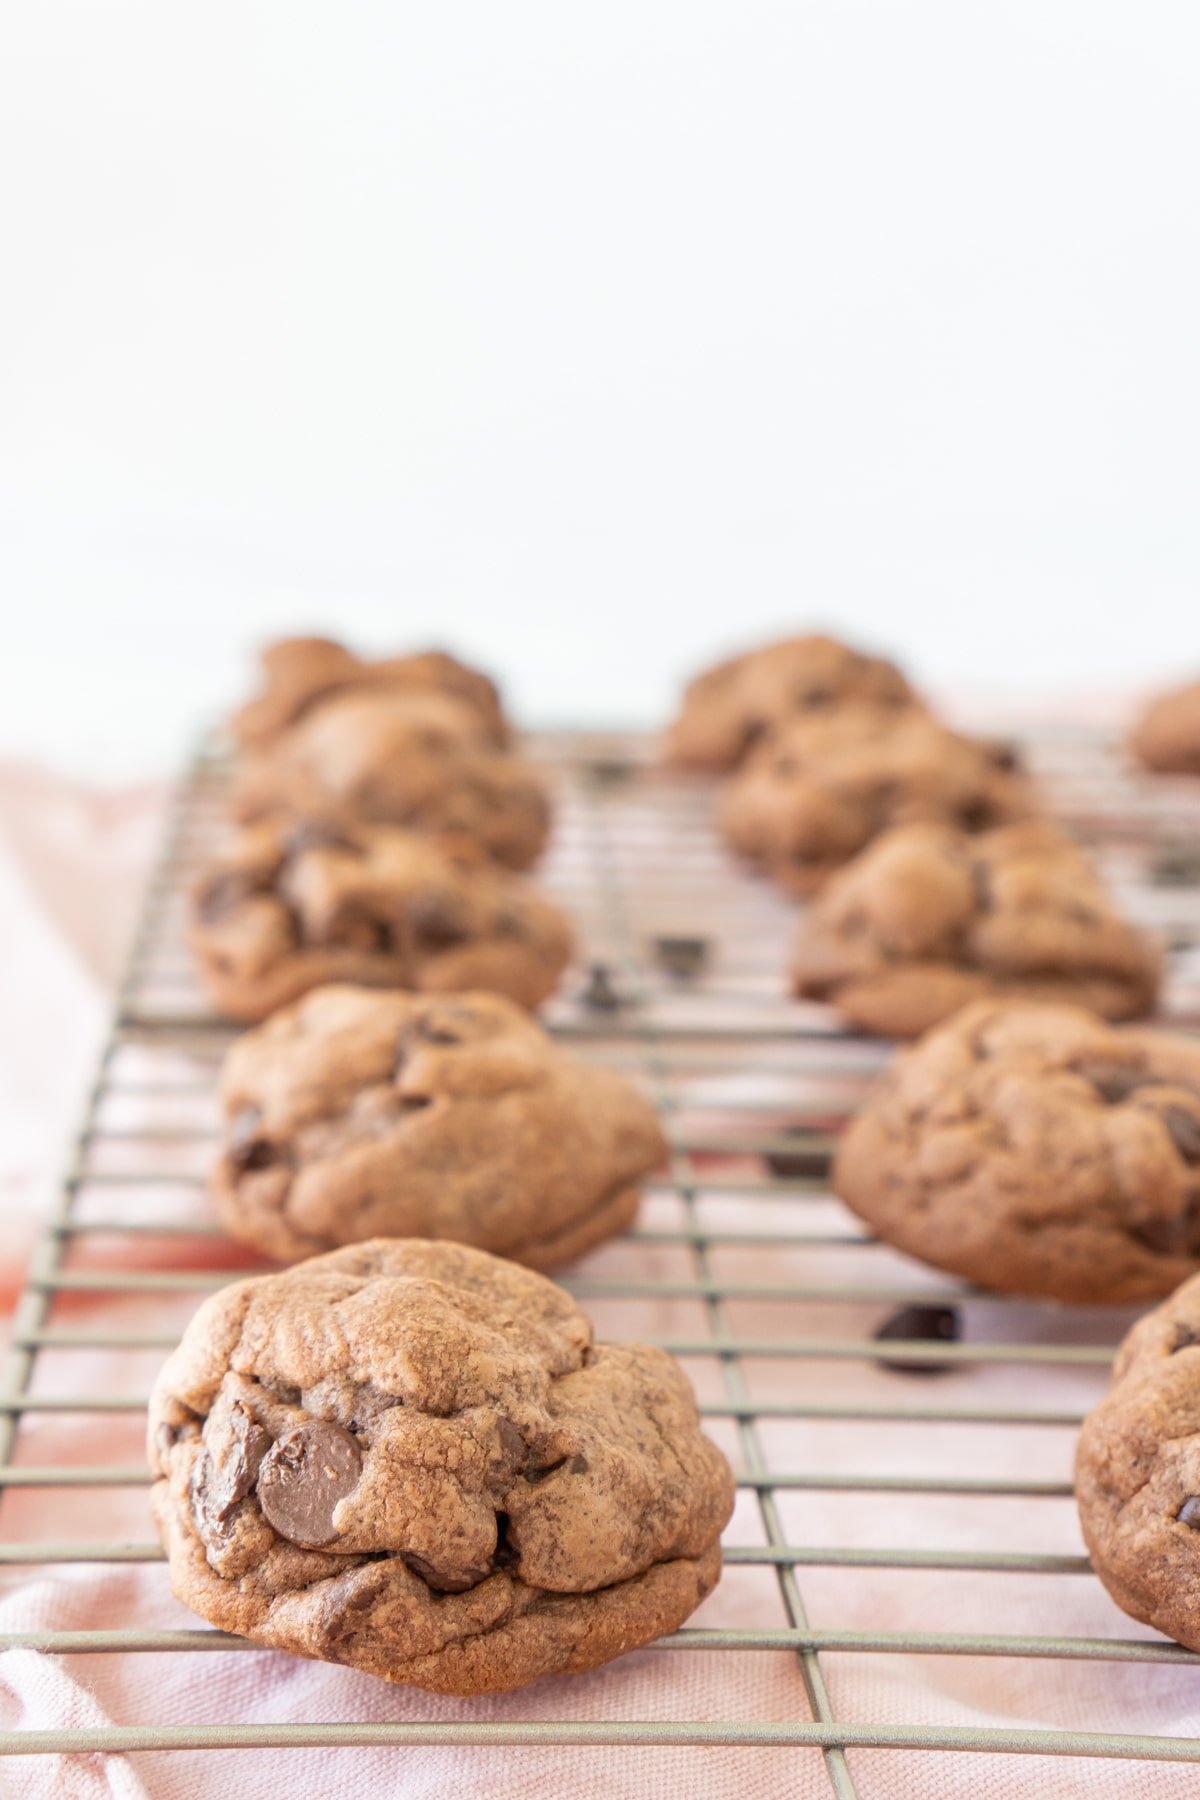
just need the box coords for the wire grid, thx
[4,726,1200,1783]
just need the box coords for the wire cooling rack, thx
[4,724,1200,1790]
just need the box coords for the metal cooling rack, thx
[4,725,1200,1788]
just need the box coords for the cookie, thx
[232,689,552,870]
[719,705,1036,894]
[835,999,1200,1303]
[667,633,916,770]
[792,821,1160,1036]
[1076,1271,1200,1650]
[148,1239,734,1694]
[188,820,572,1022]
[212,986,667,1267]
[231,636,509,751]
[1130,681,1200,774]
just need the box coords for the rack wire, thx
[4,724,1200,1789]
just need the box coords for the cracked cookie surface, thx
[792,821,1160,1036]
[666,633,917,771]
[149,1239,734,1693]
[213,986,667,1267]
[231,636,509,751]
[1077,1271,1200,1650]
[719,705,1036,895]
[835,1000,1200,1303]
[188,820,572,1023]
[1130,681,1200,774]
[232,689,552,870]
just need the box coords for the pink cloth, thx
[1,760,1198,1798]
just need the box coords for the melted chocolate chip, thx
[196,869,260,923]
[257,1421,362,1548]
[1165,1107,1200,1166]
[227,1106,277,1173]
[407,890,472,951]
[1178,1497,1200,1529]
[873,1304,961,1375]
[1132,1214,1189,1257]
[958,798,992,832]
[1074,1062,1154,1105]
[403,1553,491,1593]
[284,820,362,859]
[194,1403,273,1531]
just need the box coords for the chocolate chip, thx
[497,1419,526,1464]
[283,820,361,859]
[1074,1062,1154,1104]
[492,909,528,940]
[653,936,709,980]
[1178,1497,1200,1529]
[227,1106,277,1173]
[581,964,623,1011]
[196,869,259,923]
[193,1403,272,1531]
[407,890,472,951]
[324,905,394,954]
[873,1304,961,1375]
[1165,1107,1200,1166]
[257,1421,362,1548]
[567,1452,589,1474]
[764,1131,831,1180]
[958,798,991,832]
[403,1553,490,1593]
[800,686,834,709]
[1131,1215,1189,1257]
[1172,1322,1200,1352]
[988,740,1022,773]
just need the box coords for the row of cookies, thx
[159,637,734,1695]
[669,632,1200,1659]
[669,631,1162,1036]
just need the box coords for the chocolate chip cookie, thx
[231,636,509,751]
[667,633,917,771]
[213,986,667,1266]
[148,1239,734,1693]
[835,1000,1200,1303]
[1077,1272,1200,1650]
[719,705,1037,895]
[1130,681,1200,774]
[188,821,572,1022]
[792,821,1160,1036]
[232,689,552,870]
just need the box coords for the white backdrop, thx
[3,2,1200,775]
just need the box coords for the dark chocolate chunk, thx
[1074,1062,1153,1105]
[1177,1497,1200,1529]
[407,890,472,951]
[581,964,623,1011]
[257,1420,363,1548]
[194,1402,273,1531]
[283,820,362,859]
[873,1304,961,1376]
[653,936,709,980]
[1165,1107,1200,1166]
[228,1106,277,1173]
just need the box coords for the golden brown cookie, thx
[792,821,1160,1036]
[667,633,916,770]
[232,689,551,870]
[213,986,666,1266]
[1077,1272,1200,1650]
[835,999,1200,1303]
[719,705,1037,894]
[1130,681,1200,774]
[188,820,572,1022]
[148,1239,734,1694]
[231,636,509,751]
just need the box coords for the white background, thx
[2,2,1200,776]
